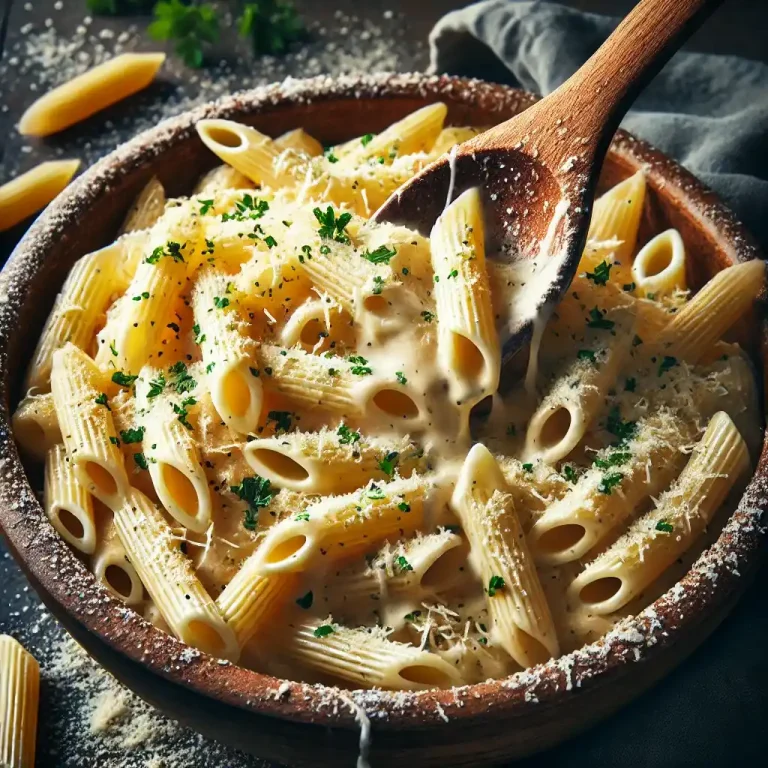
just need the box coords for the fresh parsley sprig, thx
[149,0,220,69]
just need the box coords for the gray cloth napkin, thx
[428,0,768,250]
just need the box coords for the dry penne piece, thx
[112,489,239,660]
[452,445,559,667]
[11,393,61,461]
[0,635,40,768]
[570,412,749,614]
[281,620,462,690]
[0,159,80,232]
[19,53,165,137]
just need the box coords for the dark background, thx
[1,1,768,766]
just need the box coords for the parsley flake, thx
[95,393,110,410]
[296,591,314,609]
[120,427,145,444]
[231,475,275,531]
[487,575,505,597]
[361,244,397,264]
[111,371,137,388]
[378,451,399,477]
[313,624,335,638]
[585,260,612,286]
[313,206,352,243]
[337,424,361,444]
[656,520,674,533]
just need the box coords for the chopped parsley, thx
[361,133,374,146]
[313,206,352,244]
[420,310,434,323]
[313,624,335,638]
[625,377,637,392]
[133,452,149,471]
[655,520,674,533]
[173,397,197,430]
[658,355,678,377]
[222,194,269,222]
[231,475,275,531]
[132,291,150,301]
[397,501,411,512]
[586,307,615,331]
[267,410,293,434]
[294,512,310,522]
[94,393,110,410]
[395,371,407,385]
[324,148,339,163]
[395,555,413,573]
[145,240,185,265]
[366,483,385,500]
[198,199,214,215]
[237,0,304,56]
[487,575,505,597]
[295,591,314,609]
[347,354,372,376]
[111,371,137,388]
[585,260,611,286]
[522,463,533,473]
[598,472,623,495]
[577,349,597,364]
[168,361,196,394]
[378,451,399,477]
[594,451,631,469]
[109,342,118,357]
[120,427,145,444]
[562,465,579,484]
[404,610,421,622]
[447,269,458,279]
[337,423,361,445]
[361,244,397,264]
[213,296,230,309]
[264,235,278,249]
[147,374,166,399]
[109,436,120,446]
[371,275,384,295]
[606,406,637,443]
[192,324,206,345]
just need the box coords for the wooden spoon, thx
[374,0,723,363]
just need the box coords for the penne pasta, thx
[274,128,324,157]
[452,445,559,667]
[19,53,166,137]
[570,412,749,614]
[11,393,61,460]
[92,518,145,606]
[0,159,80,232]
[0,636,40,768]
[193,164,255,194]
[119,176,166,235]
[631,229,686,298]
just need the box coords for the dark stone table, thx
[1,1,767,765]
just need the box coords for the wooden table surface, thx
[1,1,767,766]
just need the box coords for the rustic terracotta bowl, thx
[0,74,766,768]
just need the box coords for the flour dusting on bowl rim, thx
[0,73,766,744]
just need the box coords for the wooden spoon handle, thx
[555,0,724,140]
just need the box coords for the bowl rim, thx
[0,71,766,734]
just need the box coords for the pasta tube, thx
[274,128,324,157]
[0,636,40,768]
[0,159,80,232]
[192,270,262,434]
[12,393,61,461]
[44,445,96,554]
[430,187,500,403]
[243,429,426,494]
[50,344,129,509]
[655,260,764,363]
[193,164,255,194]
[631,229,686,298]
[136,371,212,533]
[119,176,166,235]
[452,445,559,667]
[19,53,165,136]
[92,518,145,606]
[570,412,749,613]
[281,621,461,690]
[250,475,433,575]
[112,489,239,661]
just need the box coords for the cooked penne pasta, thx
[51,344,129,508]
[0,635,40,768]
[112,489,239,660]
[119,176,166,235]
[570,412,749,613]
[281,620,461,690]
[193,164,255,194]
[92,518,145,605]
[430,187,500,404]
[12,393,61,460]
[631,229,686,298]
[19,53,165,137]
[0,159,80,232]
[191,270,262,434]
[274,128,324,157]
[45,445,97,554]
[452,445,559,667]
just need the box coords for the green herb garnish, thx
[231,475,275,531]
[120,427,145,444]
[585,260,611,286]
[487,575,505,597]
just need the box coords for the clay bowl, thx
[0,74,766,767]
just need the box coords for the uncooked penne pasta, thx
[112,489,239,660]
[430,187,500,404]
[135,371,211,533]
[92,518,145,606]
[192,270,262,434]
[452,445,559,667]
[281,620,461,690]
[655,259,765,363]
[631,229,686,298]
[19,53,165,137]
[0,159,80,232]
[45,445,96,554]
[11,393,61,461]
[570,412,749,613]
[50,344,129,508]
[0,635,40,768]
[243,429,426,494]
[251,475,432,575]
